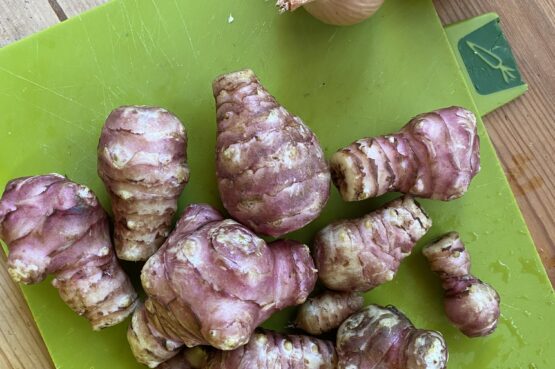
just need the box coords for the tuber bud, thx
[277,0,385,26]
[213,69,330,237]
[295,291,364,335]
[337,305,448,369]
[423,232,500,337]
[314,195,431,292]
[98,105,189,261]
[330,106,480,202]
[0,174,138,330]
[127,204,317,367]
[206,330,337,369]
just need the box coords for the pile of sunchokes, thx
[337,305,448,369]
[296,291,364,335]
[314,195,431,292]
[0,174,138,330]
[423,232,500,337]
[213,69,330,237]
[98,105,190,261]
[330,106,480,202]
[128,204,317,367]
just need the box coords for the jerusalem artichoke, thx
[278,0,385,26]
[423,232,500,337]
[158,347,209,369]
[0,174,138,330]
[337,305,448,369]
[206,330,337,369]
[314,196,431,292]
[128,203,317,367]
[295,291,364,335]
[213,69,330,237]
[98,105,189,261]
[330,106,480,202]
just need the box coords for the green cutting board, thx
[0,0,553,368]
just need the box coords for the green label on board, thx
[458,19,524,95]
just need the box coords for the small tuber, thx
[206,330,337,369]
[98,105,189,261]
[213,69,330,237]
[330,106,480,202]
[0,174,138,330]
[127,204,317,367]
[337,305,448,369]
[314,195,431,292]
[277,0,385,26]
[295,291,364,335]
[423,232,500,337]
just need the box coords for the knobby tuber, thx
[128,204,317,367]
[213,69,330,237]
[423,232,500,337]
[98,105,189,261]
[314,196,431,292]
[278,0,385,26]
[206,330,337,369]
[0,174,138,330]
[296,291,364,335]
[158,347,209,369]
[330,106,480,202]
[337,305,448,369]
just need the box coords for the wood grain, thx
[0,1,553,368]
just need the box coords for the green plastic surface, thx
[0,0,553,368]
[445,13,528,115]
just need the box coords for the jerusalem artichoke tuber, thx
[206,330,337,369]
[213,69,330,237]
[314,195,431,292]
[295,291,364,335]
[98,105,189,261]
[337,305,448,369]
[278,0,385,26]
[423,232,500,337]
[127,204,317,367]
[0,174,138,330]
[158,347,209,369]
[330,106,480,202]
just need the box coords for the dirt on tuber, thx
[213,69,330,237]
[296,291,364,335]
[127,204,317,367]
[314,195,431,292]
[330,106,480,202]
[337,305,448,369]
[0,174,138,330]
[423,232,500,337]
[206,330,337,369]
[98,105,189,261]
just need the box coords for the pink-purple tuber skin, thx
[423,232,500,337]
[331,106,480,201]
[0,174,138,330]
[127,204,317,367]
[213,69,330,237]
[206,330,337,369]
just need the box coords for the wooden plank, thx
[56,0,107,17]
[434,0,555,283]
[0,0,60,47]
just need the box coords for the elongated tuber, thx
[314,195,431,292]
[0,174,138,330]
[278,0,385,26]
[296,291,364,335]
[213,69,330,237]
[98,105,189,261]
[337,305,448,369]
[128,204,317,367]
[330,106,480,202]
[423,232,500,337]
[158,347,209,369]
[206,330,337,369]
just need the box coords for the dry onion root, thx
[277,0,385,26]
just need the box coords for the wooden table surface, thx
[0,0,553,368]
